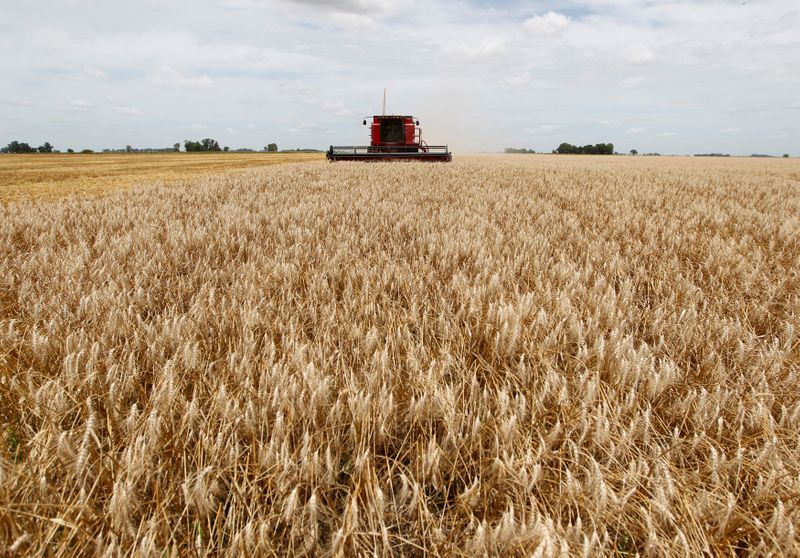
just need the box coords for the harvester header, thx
[327,114,452,162]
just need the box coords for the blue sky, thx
[1,0,798,154]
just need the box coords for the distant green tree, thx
[80,149,95,154]
[630,149,638,156]
[1,141,55,153]
[67,148,75,153]
[174,143,181,152]
[784,154,790,158]
[125,145,133,153]
[3,141,36,154]
[223,146,230,152]
[267,143,278,152]
[555,142,614,155]
[184,138,222,152]
[202,138,221,151]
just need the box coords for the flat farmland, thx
[1,155,799,555]
[0,152,324,202]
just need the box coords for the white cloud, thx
[4,97,36,107]
[83,66,107,78]
[298,99,353,116]
[329,12,374,28]
[506,72,531,86]
[280,0,410,16]
[660,131,677,137]
[246,123,257,129]
[66,99,92,112]
[620,76,645,88]
[226,127,239,135]
[724,104,769,114]
[626,127,644,134]
[116,106,142,115]
[191,123,207,130]
[523,124,558,137]
[283,92,355,119]
[524,12,570,36]
[442,37,505,58]
[718,127,741,134]
[629,43,655,65]
[148,66,213,90]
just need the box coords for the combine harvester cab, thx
[327,115,452,162]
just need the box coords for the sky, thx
[1,0,798,155]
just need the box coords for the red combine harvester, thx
[327,114,452,162]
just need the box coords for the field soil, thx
[0,152,324,202]
[1,155,798,555]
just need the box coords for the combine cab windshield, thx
[380,118,405,143]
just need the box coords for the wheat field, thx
[1,155,799,556]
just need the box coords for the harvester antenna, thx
[383,88,387,115]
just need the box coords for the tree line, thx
[554,142,614,155]
[503,143,616,155]
[2,139,281,154]
[183,139,279,152]
[1,141,55,154]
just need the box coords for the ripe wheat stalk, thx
[0,155,798,556]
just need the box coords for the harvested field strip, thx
[0,152,324,202]
[0,155,798,555]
